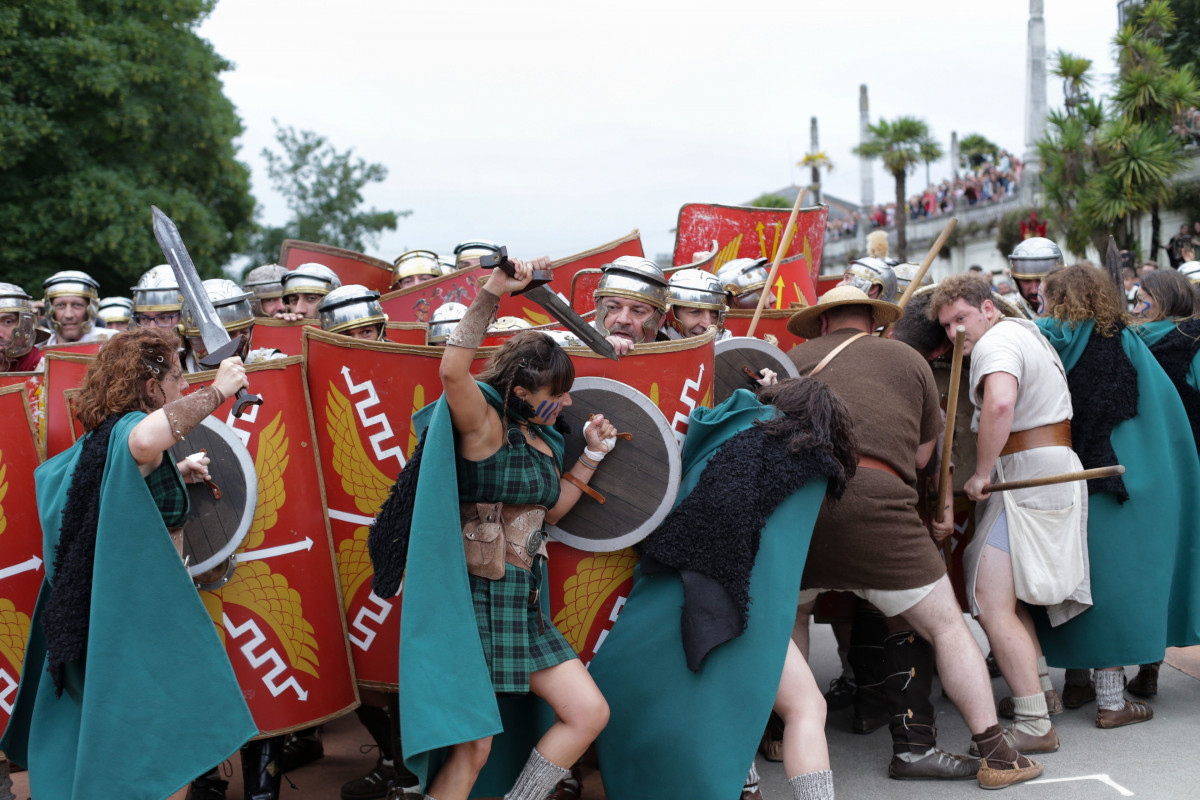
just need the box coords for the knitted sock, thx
[1064,667,1091,687]
[743,760,760,792]
[1036,656,1053,693]
[789,769,834,800]
[1094,668,1125,711]
[1011,693,1051,736]
[971,724,1024,768]
[504,748,570,800]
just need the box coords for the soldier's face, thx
[260,297,286,317]
[52,296,89,340]
[937,298,996,356]
[285,293,324,318]
[0,313,18,348]
[396,273,437,290]
[345,324,383,341]
[673,307,719,338]
[1016,278,1041,307]
[600,297,656,344]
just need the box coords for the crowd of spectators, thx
[826,150,1023,241]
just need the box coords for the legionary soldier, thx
[838,256,898,303]
[786,286,1042,790]
[391,250,442,291]
[662,269,732,342]
[715,257,771,309]
[131,264,184,334]
[42,270,116,345]
[97,297,133,332]
[1006,237,1063,319]
[427,302,468,345]
[281,263,342,319]
[242,264,290,318]
[318,284,388,341]
[179,280,286,372]
[453,239,501,270]
[591,256,669,356]
[0,283,45,372]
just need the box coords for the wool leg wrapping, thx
[789,769,834,800]
[504,748,570,800]
[1094,668,1126,711]
[1011,694,1051,737]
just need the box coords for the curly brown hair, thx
[1040,264,1130,337]
[927,273,994,321]
[75,327,180,431]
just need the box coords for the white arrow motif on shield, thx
[239,538,314,563]
[0,555,43,581]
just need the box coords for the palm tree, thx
[853,116,942,260]
[797,152,834,205]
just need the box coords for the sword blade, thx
[523,285,618,360]
[150,206,231,351]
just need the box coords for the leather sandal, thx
[1096,699,1154,728]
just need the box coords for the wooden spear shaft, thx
[982,465,1125,494]
[746,190,809,338]
[880,217,958,337]
[936,326,966,526]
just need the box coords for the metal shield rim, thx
[187,416,259,576]
[714,336,801,378]
[545,376,681,552]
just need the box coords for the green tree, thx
[748,193,792,209]
[853,117,943,260]
[0,0,255,294]
[958,133,999,170]
[243,122,411,268]
[1128,0,1200,75]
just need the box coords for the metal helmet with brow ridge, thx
[242,264,288,316]
[593,256,668,338]
[180,279,255,338]
[42,270,101,333]
[0,282,38,359]
[715,257,771,309]
[453,239,501,268]
[131,264,183,325]
[428,302,469,344]
[892,262,933,296]
[97,297,133,326]
[317,284,387,339]
[842,257,898,303]
[1008,237,1063,280]
[1180,261,1200,285]
[667,268,727,332]
[281,263,342,298]
[392,250,442,285]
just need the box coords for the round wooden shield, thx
[168,416,258,578]
[547,377,680,552]
[713,336,799,405]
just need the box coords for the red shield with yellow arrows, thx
[186,356,358,734]
[0,385,44,735]
[280,239,395,295]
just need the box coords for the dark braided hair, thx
[754,376,858,498]
[476,331,575,426]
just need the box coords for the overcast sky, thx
[198,0,1122,266]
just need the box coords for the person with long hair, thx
[369,260,614,800]
[0,327,257,800]
[1033,264,1200,728]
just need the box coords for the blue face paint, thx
[534,400,561,423]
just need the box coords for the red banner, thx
[44,352,95,458]
[0,385,45,736]
[279,240,395,296]
[382,232,644,326]
[188,357,358,734]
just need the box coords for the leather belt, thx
[857,455,900,479]
[999,420,1072,457]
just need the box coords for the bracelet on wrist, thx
[577,456,597,470]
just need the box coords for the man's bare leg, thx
[975,544,1041,699]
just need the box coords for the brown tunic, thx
[788,328,946,591]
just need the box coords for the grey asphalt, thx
[758,622,1200,799]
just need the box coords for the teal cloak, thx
[589,389,828,800]
[398,383,562,796]
[1133,319,1200,391]
[1033,320,1200,667]
[0,412,257,800]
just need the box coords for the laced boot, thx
[388,693,421,792]
[242,737,284,800]
[280,726,324,773]
[848,604,888,734]
[1127,662,1161,699]
[884,631,978,780]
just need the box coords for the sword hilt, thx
[197,334,263,418]
[480,246,553,293]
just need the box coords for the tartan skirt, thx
[470,562,577,694]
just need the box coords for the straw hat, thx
[786,285,904,339]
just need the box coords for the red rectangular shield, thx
[44,352,96,458]
[0,372,45,446]
[251,318,313,356]
[0,385,45,735]
[187,357,359,734]
[279,240,395,295]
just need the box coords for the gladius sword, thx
[480,246,618,361]
[151,206,263,416]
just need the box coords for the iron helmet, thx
[715,257,771,309]
[242,264,288,316]
[892,262,933,296]
[667,268,727,332]
[131,264,183,325]
[392,250,442,287]
[1008,237,1063,281]
[1178,260,1200,285]
[281,263,342,298]
[842,257,898,303]
[541,329,586,348]
[488,316,533,334]
[437,255,457,276]
[180,279,255,339]
[593,256,669,339]
[0,282,38,360]
[97,297,133,327]
[427,302,469,344]
[43,270,101,334]
[453,239,501,268]
[317,284,387,339]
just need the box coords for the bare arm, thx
[915,439,936,471]
[966,371,1018,501]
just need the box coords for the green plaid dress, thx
[457,421,577,694]
[145,455,189,528]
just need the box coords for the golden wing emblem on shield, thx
[243,412,289,551]
[219,559,320,678]
[551,549,639,653]
[325,385,393,516]
[0,457,8,537]
[336,528,374,612]
[0,599,31,676]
